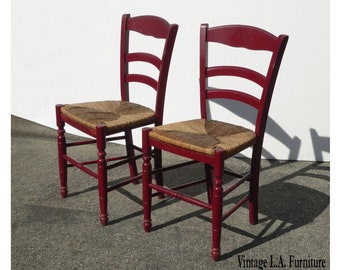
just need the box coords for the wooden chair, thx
[56,14,178,225]
[142,23,288,260]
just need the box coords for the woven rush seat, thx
[61,100,156,134]
[149,119,257,156]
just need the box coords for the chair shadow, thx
[66,175,143,199]
[209,99,302,161]
[219,162,329,259]
[146,160,329,261]
[310,128,330,161]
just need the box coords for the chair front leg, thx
[56,105,68,198]
[211,150,225,261]
[97,125,108,226]
[142,128,152,232]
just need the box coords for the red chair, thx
[56,14,178,226]
[142,24,288,260]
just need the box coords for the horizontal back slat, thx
[207,66,266,87]
[127,52,162,69]
[126,74,158,91]
[127,15,171,39]
[207,89,261,109]
[207,25,278,51]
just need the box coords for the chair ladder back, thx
[120,14,178,125]
[200,23,288,140]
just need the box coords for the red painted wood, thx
[126,74,158,90]
[142,128,152,232]
[211,149,224,261]
[142,24,288,261]
[206,24,279,51]
[207,66,266,86]
[96,125,108,226]
[56,104,68,198]
[126,15,173,39]
[206,89,261,109]
[223,194,250,221]
[63,155,98,178]
[55,14,178,225]
[126,52,162,69]
[222,173,252,197]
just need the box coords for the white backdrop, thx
[11,0,330,161]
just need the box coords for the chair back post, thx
[252,34,289,165]
[154,23,178,126]
[199,23,209,119]
[120,14,130,101]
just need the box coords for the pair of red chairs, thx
[56,13,288,260]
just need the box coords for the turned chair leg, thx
[56,105,68,198]
[142,128,152,232]
[97,125,108,226]
[211,150,224,261]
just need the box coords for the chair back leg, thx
[153,148,165,199]
[124,130,139,183]
[249,171,259,225]
[249,145,262,225]
[204,164,213,204]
